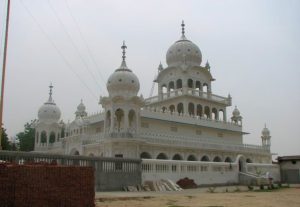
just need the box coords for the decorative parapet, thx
[85,111,105,124]
[141,108,242,132]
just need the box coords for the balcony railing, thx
[145,88,231,105]
[139,131,269,154]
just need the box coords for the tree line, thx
[1,120,35,151]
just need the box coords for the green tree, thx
[16,121,35,151]
[1,127,11,150]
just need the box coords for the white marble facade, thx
[33,22,273,165]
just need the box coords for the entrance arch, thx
[236,154,247,172]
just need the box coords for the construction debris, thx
[125,179,182,192]
[176,177,198,189]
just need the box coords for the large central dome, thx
[166,21,202,67]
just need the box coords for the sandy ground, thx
[95,186,300,207]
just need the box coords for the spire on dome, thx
[119,40,128,69]
[48,83,54,103]
[180,20,187,40]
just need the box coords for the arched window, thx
[61,128,65,138]
[204,106,210,118]
[49,132,56,143]
[225,157,232,162]
[128,109,136,128]
[196,104,203,117]
[188,79,193,88]
[213,156,222,162]
[162,106,167,113]
[156,153,168,160]
[70,148,80,155]
[172,154,183,160]
[201,155,209,161]
[169,105,175,114]
[177,103,184,114]
[219,109,224,121]
[115,108,124,132]
[246,158,252,163]
[162,84,167,93]
[140,152,152,159]
[176,79,182,89]
[41,131,47,143]
[36,131,39,143]
[188,103,195,116]
[168,81,175,93]
[212,108,218,120]
[187,155,197,161]
[195,81,201,91]
[106,111,111,131]
[203,83,208,93]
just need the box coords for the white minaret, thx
[231,106,242,125]
[75,99,87,118]
[261,124,271,150]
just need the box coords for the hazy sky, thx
[0,0,299,156]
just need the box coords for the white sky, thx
[0,0,299,156]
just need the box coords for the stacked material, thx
[0,162,95,207]
[143,179,182,192]
[176,177,198,189]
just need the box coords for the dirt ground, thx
[95,187,300,207]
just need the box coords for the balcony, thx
[139,131,269,154]
[141,108,242,132]
[145,88,231,105]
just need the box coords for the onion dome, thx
[262,124,270,137]
[75,99,87,118]
[107,41,140,98]
[232,106,240,117]
[38,84,61,124]
[166,21,202,67]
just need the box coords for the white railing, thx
[139,131,268,154]
[141,159,239,185]
[246,163,280,182]
[141,108,242,131]
[145,88,231,105]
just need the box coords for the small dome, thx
[232,106,240,117]
[77,100,86,112]
[166,21,202,67]
[262,125,270,137]
[107,42,140,98]
[75,99,87,118]
[38,85,61,124]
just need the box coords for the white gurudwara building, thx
[33,22,279,185]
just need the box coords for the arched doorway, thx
[157,153,168,160]
[187,155,197,161]
[140,152,152,159]
[172,154,183,160]
[236,155,247,172]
